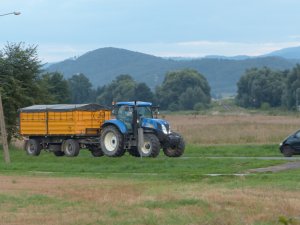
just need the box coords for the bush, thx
[261,102,271,110]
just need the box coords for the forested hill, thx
[46,47,298,96]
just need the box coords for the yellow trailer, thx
[19,104,111,157]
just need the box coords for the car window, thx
[295,131,300,138]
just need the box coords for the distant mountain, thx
[47,47,299,96]
[47,47,181,89]
[265,46,300,59]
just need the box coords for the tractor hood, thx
[141,118,171,134]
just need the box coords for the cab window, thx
[116,105,133,121]
[295,131,300,139]
[137,106,152,118]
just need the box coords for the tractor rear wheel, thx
[163,134,185,157]
[25,139,42,156]
[62,139,80,157]
[100,126,125,157]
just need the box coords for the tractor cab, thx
[100,101,185,158]
[113,101,155,131]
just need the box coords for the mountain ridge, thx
[47,46,300,96]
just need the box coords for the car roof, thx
[116,101,152,107]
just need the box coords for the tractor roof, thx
[116,101,152,107]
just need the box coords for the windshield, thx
[137,106,153,118]
[115,105,153,131]
[116,105,153,120]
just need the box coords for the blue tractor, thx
[100,101,185,157]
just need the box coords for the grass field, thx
[165,114,300,144]
[1,114,300,225]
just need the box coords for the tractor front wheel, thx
[138,133,160,157]
[163,134,185,157]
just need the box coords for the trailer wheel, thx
[139,133,160,157]
[25,139,42,156]
[163,134,185,157]
[62,139,80,157]
[100,126,125,157]
[54,151,65,157]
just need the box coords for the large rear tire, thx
[100,126,125,157]
[24,139,42,156]
[62,139,80,157]
[138,133,160,157]
[163,133,185,157]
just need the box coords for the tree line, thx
[0,43,211,140]
[236,65,300,109]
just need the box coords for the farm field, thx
[165,114,300,145]
[1,114,300,225]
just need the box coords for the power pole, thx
[0,11,21,163]
[0,94,10,163]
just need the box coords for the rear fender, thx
[102,119,128,134]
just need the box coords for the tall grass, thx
[165,114,300,145]
[1,114,300,225]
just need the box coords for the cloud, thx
[120,41,300,58]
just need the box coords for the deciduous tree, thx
[156,69,211,110]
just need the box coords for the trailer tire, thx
[25,139,42,156]
[62,139,80,157]
[163,134,185,157]
[100,126,125,157]
[54,151,65,157]
[139,133,160,157]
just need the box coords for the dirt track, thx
[248,161,300,173]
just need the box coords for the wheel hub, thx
[104,132,118,152]
[141,141,152,154]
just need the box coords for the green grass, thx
[188,144,283,157]
[0,144,298,186]
[0,193,74,212]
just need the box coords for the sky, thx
[1,0,300,63]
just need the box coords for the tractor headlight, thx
[162,124,168,134]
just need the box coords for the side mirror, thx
[152,106,159,118]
